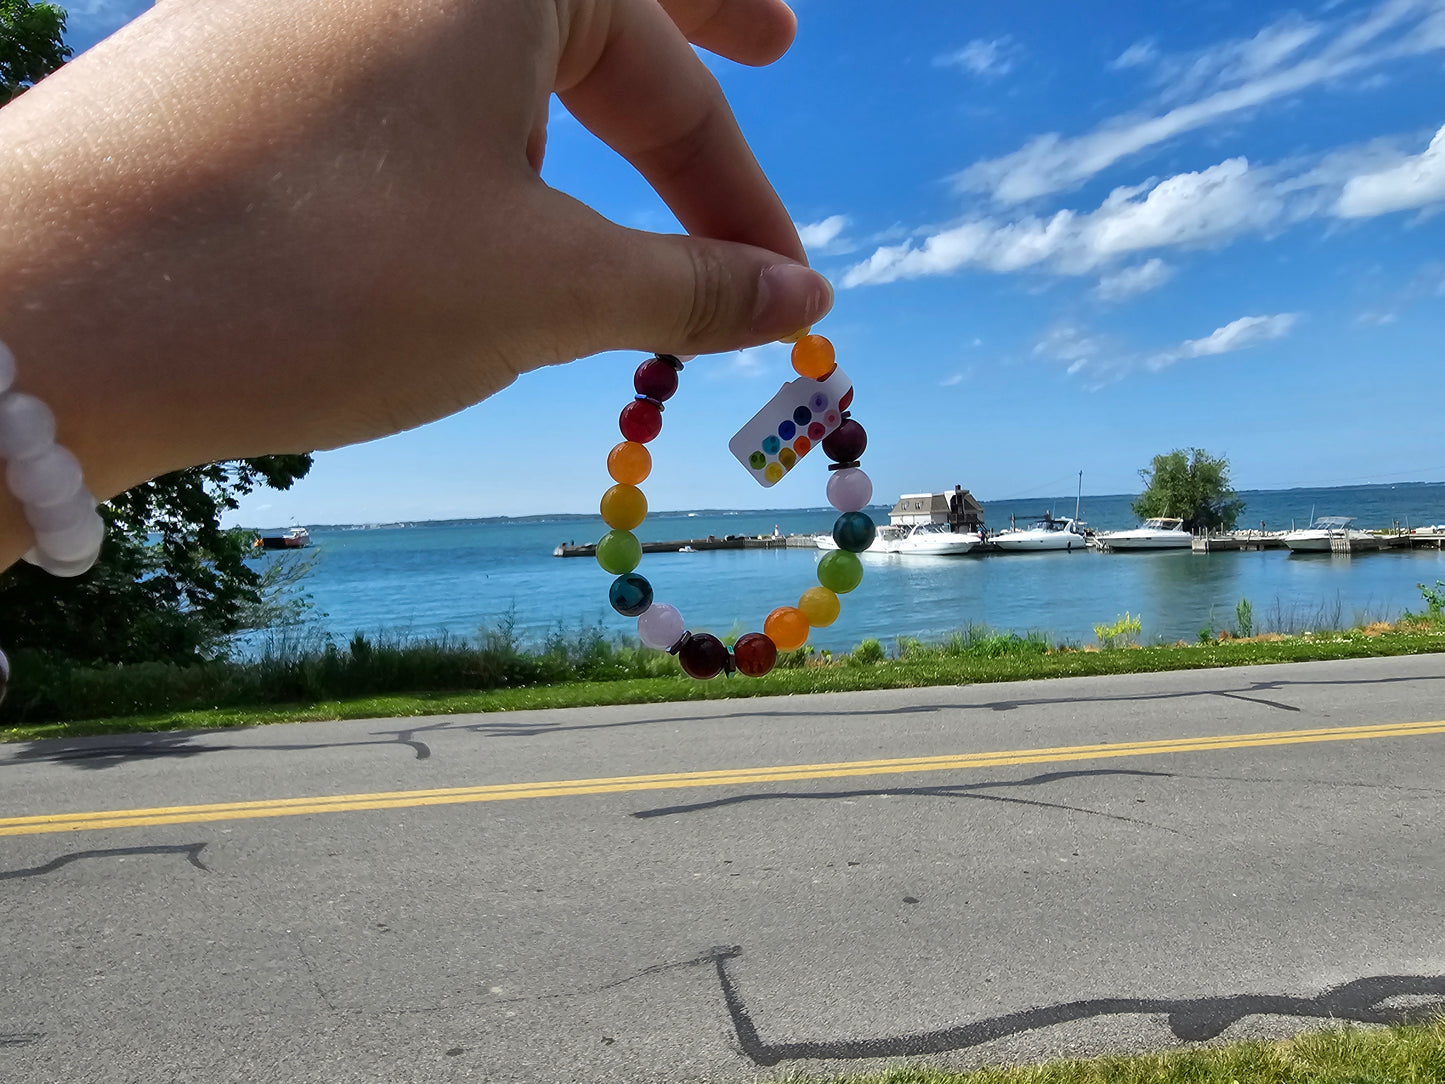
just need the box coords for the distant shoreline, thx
[244,479,1445,533]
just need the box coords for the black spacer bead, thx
[667,631,692,655]
[828,460,862,471]
[722,651,737,677]
[655,354,684,370]
[634,394,664,410]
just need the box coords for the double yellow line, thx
[2,718,1441,837]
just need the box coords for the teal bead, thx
[817,549,863,594]
[832,511,876,553]
[609,573,653,617]
[596,529,642,574]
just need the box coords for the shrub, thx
[1094,613,1142,649]
[1235,597,1254,638]
[850,638,885,665]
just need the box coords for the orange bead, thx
[798,586,840,627]
[607,441,651,485]
[791,335,837,380]
[780,326,812,344]
[764,606,810,652]
[600,484,647,531]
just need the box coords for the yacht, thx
[1282,516,1370,553]
[887,523,981,555]
[1096,517,1191,551]
[255,525,311,550]
[990,514,1088,552]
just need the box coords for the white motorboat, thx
[1096,517,1191,551]
[1282,516,1371,553]
[886,523,981,556]
[990,514,1088,552]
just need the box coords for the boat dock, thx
[554,534,815,558]
[1192,529,1445,553]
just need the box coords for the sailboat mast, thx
[1075,471,1082,522]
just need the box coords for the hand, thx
[0,0,833,518]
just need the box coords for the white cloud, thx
[1149,313,1298,370]
[1094,258,1174,301]
[940,373,965,387]
[956,0,1445,204]
[937,37,1021,79]
[843,157,1276,286]
[1112,40,1158,70]
[795,215,851,252]
[719,342,787,379]
[1335,124,1445,217]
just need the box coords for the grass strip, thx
[777,1017,1445,1083]
[5,625,1443,743]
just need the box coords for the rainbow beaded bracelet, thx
[596,331,875,680]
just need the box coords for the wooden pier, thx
[554,534,814,558]
[1192,529,1445,554]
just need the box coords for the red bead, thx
[678,632,728,680]
[634,358,679,402]
[732,632,777,677]
[838,387,854,411]
[619,399,663,443]
[822,418,867,463]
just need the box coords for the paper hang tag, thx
[728,366,852,488]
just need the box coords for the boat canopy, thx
[1309,516,1356,528]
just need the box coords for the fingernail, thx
[752,264,834,336]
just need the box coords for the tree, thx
[1,0,70,104]
[0,456,314,666]
[1132,448,1244,532]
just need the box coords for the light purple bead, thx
[0,393,56,460]
[638,603,684,650]
[35,509,104,563]
[0,342,14,396]
[27,487,94,533]
[826,467,872,513]
[8,445,83,507]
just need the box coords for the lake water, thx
[246,483,1445,653]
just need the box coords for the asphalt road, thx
[2,654,1444,1083]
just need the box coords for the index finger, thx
[555,0,807,264]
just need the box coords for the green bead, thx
[817,549,863,594]
[596,529,642,574]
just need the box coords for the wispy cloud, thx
[795,215,854,255]
[936,37,1022,79]
[1335,123,1445,217]
[1148,313,1298,370]
[955,0,1445,204]
[940,372,966,387]
[843,157,1276,286]
[1111,40,1159,70]
[1094,258,1175,301]
[718,342,787,379]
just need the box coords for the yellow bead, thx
[798,586,840,627]
[780,326,812,344]
[600,483,647,531]
[764,606,809,652]
[607,441,652,485]
[791,335,837,380]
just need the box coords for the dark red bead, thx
[822,418,867,463]
[619,399,663,443]
[838,387,854,411]
[634,358,679,402]
[732,632,777,677]
[678,632,728,680]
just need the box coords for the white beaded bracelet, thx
[0,341,103,577]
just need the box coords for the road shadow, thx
[0,842,210,880]
[702,946,1445,1066]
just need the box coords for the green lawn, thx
[781,1018,1445,1083]
[5,623,1443,743]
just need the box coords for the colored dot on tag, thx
[778,447,797,469]
[811,393,829,412]
[824,410,840,428]
[793,436,811,455]
[807,422,826,441]
[749,451,766,470]
[764,463,784,484]
[778,419,797,441]
[762,435,781,455]
[793,405,812,425]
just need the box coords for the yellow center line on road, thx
[3,718,1442,837]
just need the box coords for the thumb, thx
[539,193,834,358]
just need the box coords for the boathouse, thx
[889,490,984,530]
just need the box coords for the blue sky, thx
[63,1,1445,524]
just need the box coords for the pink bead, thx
[638,603,685,650]
[826,467,872,513]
